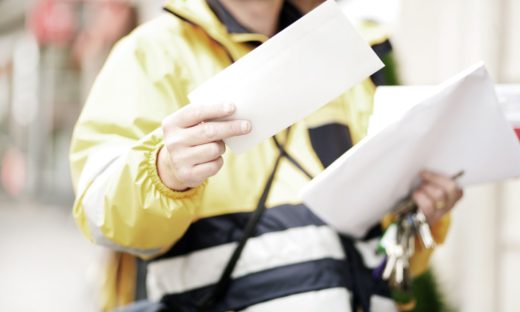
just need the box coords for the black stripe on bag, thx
[154,204,326,260]
[340,235,393,312]
[161,258,354,311]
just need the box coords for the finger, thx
[174,102,236,128]
[421,170,459,195]
[187,157,224,186]
[413,189,439,225]
[172,141,226,166]
[421,183,449,210]
[421,170,464,205]
[185,120,251,145]
[454,188,464,201]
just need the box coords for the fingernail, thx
[241,121,251,133]
[223,103,235,113]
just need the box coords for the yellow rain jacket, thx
[70,0,450,310]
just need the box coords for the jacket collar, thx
[163,0,268,44]
[206,0,253,34]
[163,0,303,44]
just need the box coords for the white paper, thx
[370,84,520,134]
[496,85,520,127]
[188,0,384,154]
[368,85,435,135]
[301,63,520,238]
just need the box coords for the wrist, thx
[157,145,190,192]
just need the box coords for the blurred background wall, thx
[0,1,163,310]
[0,0,518,311]
[391,1,520,312]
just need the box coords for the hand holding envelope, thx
[301,63,520,238]
[160,0,384,190]
[188,0,384,154]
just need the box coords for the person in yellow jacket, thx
[70,0,463,311]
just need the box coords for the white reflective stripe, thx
[370,295,398,312]
[243,287,352,312]
[76,144,130,195]
[81,146,161,257]
[354,238,385,268]
[146,225,345,301]
[87,219,162,257]
[83,154,126,227]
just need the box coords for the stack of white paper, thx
[368,86,435,135]
[369,84,520,135]
[189,0,384,154]
[496,85,520,130]
[301,63,520,238]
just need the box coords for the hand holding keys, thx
[377,170,464,294]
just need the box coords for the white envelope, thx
[301,63,520,238]
[188,0,384,154]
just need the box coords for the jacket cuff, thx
[146,143,206,200]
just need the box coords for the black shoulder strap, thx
[198,129,313,311]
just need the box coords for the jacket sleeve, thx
[70,33,202,258]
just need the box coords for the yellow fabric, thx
[70,0,450,308]
[100,252,136,311]
[355,20,391,46]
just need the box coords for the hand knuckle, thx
[163,137,174,148]
[161,119,168,132]
[161,115,175,132]
[422,199,433,212]
[190,107,203,122]
[210,158,224,175]
[207,162,218,174]
[169,152,183,165]
[165,136,182,151]
[211,142,223,157]
[203,123,216,139]
[176,167,192,182]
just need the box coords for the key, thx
[402,260,411,290]
[395,256,404,285]
[402,230,414,290]
[407,231,415,258]
[378,223,398,254]
[392,216,413,289]
[384,219,407,281]
[414,211,435,249]
[383,244,402,280]
[375,223,399,279]
[403,217,415,257]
